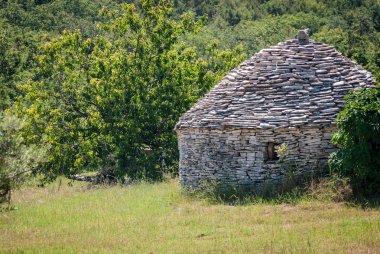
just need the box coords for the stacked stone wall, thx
[178,126,336,190]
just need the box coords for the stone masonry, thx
[175,30,375,190]
[178,126,335,189]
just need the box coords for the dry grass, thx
[1,179,380,253]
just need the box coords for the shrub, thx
[307,175,353,202]
[329,87,380,196]
[0,113,46,204]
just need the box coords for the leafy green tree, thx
[0,18,38,111]
[0,0,123,112]
[329,87,380,196]
[0,113,46,203]
[16,0,244,181]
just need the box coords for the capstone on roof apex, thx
[296,28,310,44]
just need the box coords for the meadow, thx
[1,179,380,253]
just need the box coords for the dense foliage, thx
[330,88,380,196]
[15,0,244,181]
[0,0,122,111]
[179,0,380,80]
[0,114,46,203]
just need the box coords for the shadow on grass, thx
[182,177,314,206]
[183,175,380,208]
[346,195,380,209]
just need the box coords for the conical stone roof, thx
[176,37,375,130]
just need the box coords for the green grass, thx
[1,179,380,253]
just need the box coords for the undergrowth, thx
[182,174,358,206]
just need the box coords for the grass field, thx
[1,179,380,253]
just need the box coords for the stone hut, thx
[175,30,375,190]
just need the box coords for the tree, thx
[0,0,122,112]
[329,87,380,196]
[0,18,37,112]
[0,113,46,204]
[16,0,245,181]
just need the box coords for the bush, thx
[329,87,380,196]
[307,175,353,202]
[0,113,46,204]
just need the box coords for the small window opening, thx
[267,142,278,161]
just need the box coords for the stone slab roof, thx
[176,38,375,130]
